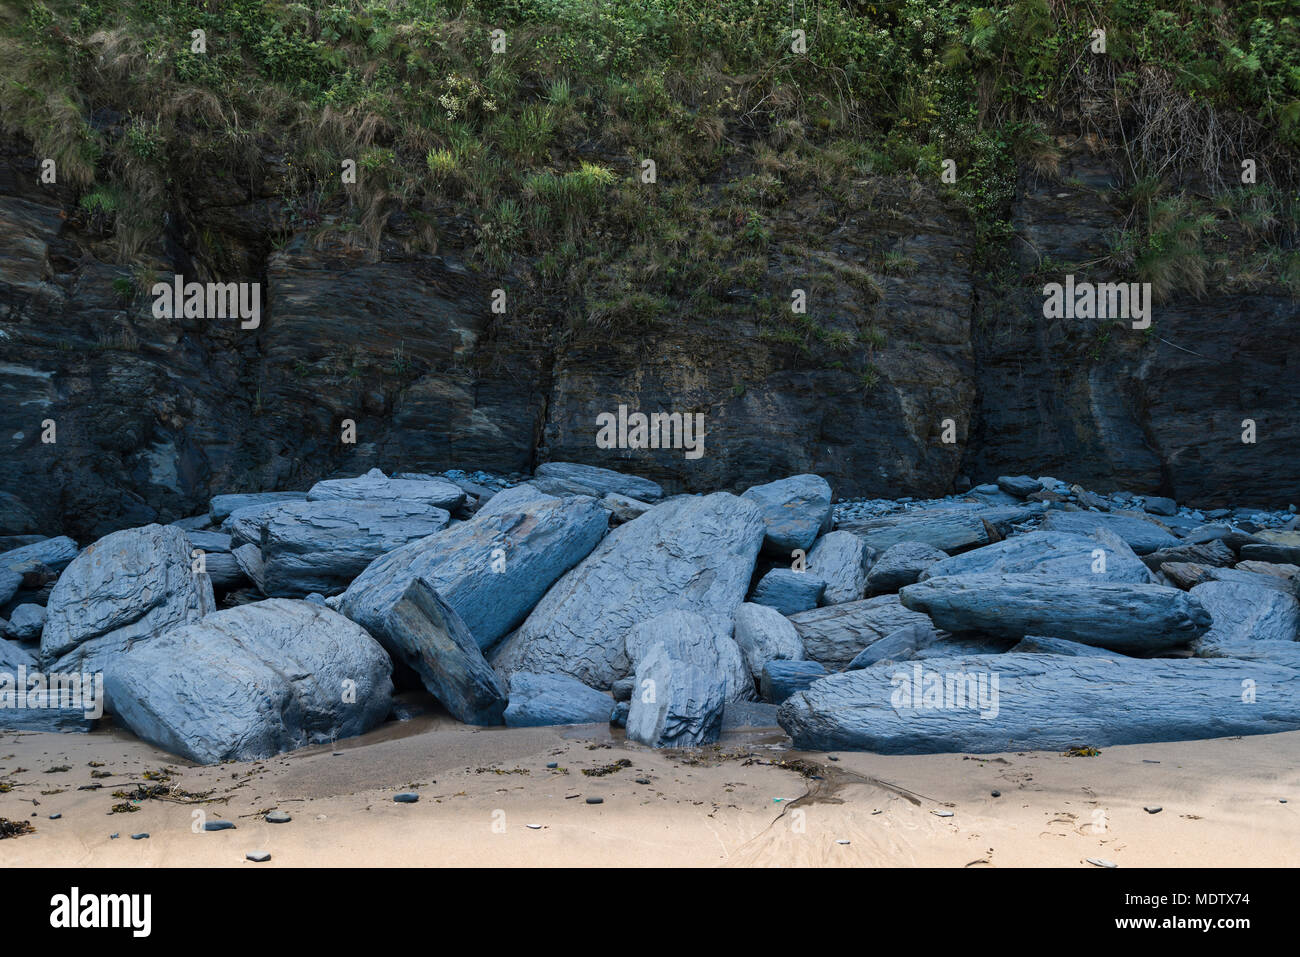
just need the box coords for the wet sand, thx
[2,715,1297,867]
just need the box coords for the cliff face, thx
[1,137,1295,539]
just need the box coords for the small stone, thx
[827,755,839,761]
[245,850,271,863]
[204,820,236,831]
[1087,858,1118,868]
[635,778,651,785]
[131,833,149,840]
[394,792,419,803]
[836,839,850,845]
[991,790,1001,798]
[932,809,954,818]
[585,797,603,805]
[546,762,558,769]
[1281,798,1288,804]
[526,824,542,830]
[1143,805,1162,814]
[49,813,61,820]
[110,833,119,839]
[266,810,292,823]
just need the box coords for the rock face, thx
[383,579,507,725]
[340,493,608,650]
[492,493,766,689]
[105,600,392,764]
[623,609,754,703]
[761,660,828,703]
[900,575,1211,654]
[306,468,465,511]
[865,542,947,595]
[748,567,826,615]
[259,498,451,596]
[919,530,1155,584]
[805,530,871,604]
[625,642,726,749]
[532,462,663,502]
[778,654,1300,754]
[732,602,805,679]
[789,595,934,667]
[1188,580,1300,655]
[1040,511,1180,555]
[41,525,215,677]
[741,474,833,553]
[504,672,614,727]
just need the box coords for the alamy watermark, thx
[890,663,999,720]
[595,404,705,460]
[152,274,260,329]
[1042,275,1151,329]
[0,667,104,719]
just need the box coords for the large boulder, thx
[732,602,805,680]
[748,567,825,615]
[805,530,871,604]
[41,525,215,676]
[918,530,1155,584]
[532,461,663,502]
[741,474,832,554]
[789,595,934,668]
[473,482,558,518]
[900,574,1210,654]
[865,541,946,595]
[778,654,1300,754]
[492,493,766,689]
[760,660,828,703]
[1040,510,1180,555]
[105,599,392,763]
[339,493,608,650]
[383,578,507,725]
[1189,580,1300,656]
[625,642,725,748]
[623,609,753,703]
[259,499,451,597]
[306,468,465,511]
[504,673,614,727]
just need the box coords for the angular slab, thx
[805,530,871,604]
[741,474,833,553]
[504,673,613,727]
[996,475,1041,498]
[491,493,765,689]
[340,494,608,651]
[260,499,451,597]
[209,491,307,524]
[1009,635,1129,657]
[625,642,725,748]
[789,595,934,668]
[846,624,1008,668]
[474,483,558,518]
[900,574,1210,654]
[533,461,663,502]
[1141,539,1236,572]
[105,600,392,764]
[1040,510,1179,555]
[749,567,825,615]
[307,468,464,511]
[919,530,1155,585]
[623,609,753,703]
[839,508,989,554]
[1189,580,1300,656]
[384,579,507,725]
[761,660,827,703]
[0,536,79,606]
[732,602,805,680]
[778,654,1300,754]
[866,541,946,595]
[1241,543,1300,566]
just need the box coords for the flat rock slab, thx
[749,567,825,615]
[761,660,828,703]
[1009,635,1129,657]
[384,578,507,725]
[866,541,946,595]
[919,530,1155,585]
[1241,543,1300,565]
[778,653,1300,754]
[901,574,1210,654]
[533,461,663,502]
[1041,511,1179,555]
[1141,539,1236,572]
[105,599,392,764]
[307,468,464,512]
[805,530,871,604]
[838,507,1003,554]
[789,595,934,668]
[504,672,613,727]
[741,474,833,553]
[1,536,79,606]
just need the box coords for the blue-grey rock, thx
[901,574,1210,654]
[492,493,766,689]
[266,811,292,823]
[209,491,306,523]
[599,493,652,525]
[1139,495,1178,517]
[732,602,804,679]
[919,529,1155,585]
[805,530,871,604]
[182,530,247,591]
[625,642,725,748]
[789,595,934,668]
[246,850,271,862]
[996,475,1042,498]
[865,541,947,595]
[722,700,781,729]
[230,542,267,595]
[778,654,1300,754]
[1041,510,1180,555]
[1242,543,1300,565]
[749,567,825,615]
[846,622,943,668]
[306,468,465,511]
[1207,566,1300,598]
[837,507,990,553]
[609,700,629,727]
[0,635,36,671]
[105,599,392,764]
[533,462,663,502]
[5,604,44,641]
[259,498,451,597]
[761,659,828,703]
[340,493,608,651]
[611,678,635,702]
[1199,640,1300,668]
[473,483,558,518]
[204,820,236,831]
[741,474,833,553]
[1140,538,1236,572]
[0,536,79,606]
[1189,580,1300,655]
[383,578,507,725]
[624,609,754,703]
[394,792,419,803]
[504,672,613,726]
[1009,635,1130,656]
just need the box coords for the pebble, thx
[635,778,651,785]
[49,813,61,820]
[526,824,542,830]
[836,839,850,845]
[991,790,1001,798]
[110,833,119,839]
[266,810,292,823]
[585,797,603,805]
[546,762,558,769]
[932,809,954,817]
[204,820,236,831]
[1087,858,1118,868]
[1143,805,1162,814]
[245,850,271,863]
[131,833,149,840]
[394,792,419,803]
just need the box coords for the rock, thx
[1144,806,1162,814]
[624,609,753,703]
[504,673,613,727]
[266,811,291,824]
[203,820,236,831]
[845,622,940,668]
[740,474,833,554]
[1141,539,1236,572]
[246,850,271,862]
[900,575,1211,654]
[732,603,805,680]
[41,525,216,682]
[761,660,828,703]
[0,536,79,606]
[5,604,45,641]
[473,482,558,518]
[532,462,663,502]
[749,567,826,615]
[600,493,652,525]
[778,654,1300,754]
[722,700,781,729]
[1207,566,1300,598]
[1188,580,1300,655]
[306,468,465,511]
[1040,510,1180,555]
[1009,634,1129,656]
[789,595,934,668]
[611,678,635,702]
[1160,561,1215,590]
[0,635,36,672]
[609,700,629,727]
[209,491,307,523]
[837,508,990,553]
[805,530,871,604]
[383,578,507,725]
[1139,495,1178,516]
[624,642,725,748]
[340,493,608,651]
[259,499,451,596]
[1183,525,1267,553]
[996,475,1042,498]
[585,797,603,805]
[492,492,765,689]
[866,541,947,595]
[919,530,1155,584]
[1235,561,1300,587]
[1200,641,1300,668]
[104,599,392,764]
[1241,543,1300,565]
[394,792,419,803]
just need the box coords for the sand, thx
[2,714,1296,867]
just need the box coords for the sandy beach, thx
[3,712,1296,868]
